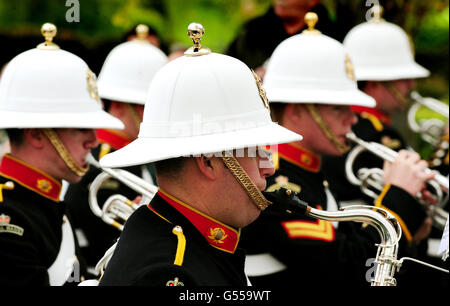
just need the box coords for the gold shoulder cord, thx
[42,129,89,177]
[305,104,350,154]
[0,181,15,202]
[221,153,272,211]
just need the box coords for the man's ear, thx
[194,155,218,180]
[23,129,46,149]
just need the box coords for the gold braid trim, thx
[221,153,272,211]
[305,104,350,154]
[42,129,89,177]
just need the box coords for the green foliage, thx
[0,0,448,155]
[0,0,272,51]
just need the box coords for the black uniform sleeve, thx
[375,184,427,243]
[0,208,50,285]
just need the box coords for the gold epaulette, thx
[361,112,384,132]
[99,143,112,160]
[172,225,186,266]
[0,181,14,202]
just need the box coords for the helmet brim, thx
[0,110,124,130]
[266,87,376,107]
[354,62,430,81]
[99,122,302,168]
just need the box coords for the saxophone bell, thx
[264,187,402,286]
[263,187,449,285]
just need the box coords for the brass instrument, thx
[345,132,449,230]
[86,154,158,231]
[264,187,449,286]
[408,91,449,146]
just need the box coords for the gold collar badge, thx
[208,227,228,244]
[37,179,52,193]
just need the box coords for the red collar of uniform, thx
[351,105,392,125]
[0,154,61,202]
[156,189,240,254]
[96,129,132,150]
[274,142,321,173]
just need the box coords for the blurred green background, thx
[0,0,449,156]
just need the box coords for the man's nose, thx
[85,129,99,149]
[259,149,275,178]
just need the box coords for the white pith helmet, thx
[97,24,168,104]
[100,23,302,168]
[0,23,124,130]
[343,6,430,81]
[263,12,375,107]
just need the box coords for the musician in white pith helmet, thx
[0,23,123,286]
[240,12,434,287]
[64,24,168,270]
[322,5,433,204]
[319,7,450,286]
[97,23,302,286]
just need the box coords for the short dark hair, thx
[357,81,368,91]
[4,129,24,146]
[101,98,112,112]
[269,103,288,124]
[154,157,189,180]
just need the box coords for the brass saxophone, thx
[264,187,448,286]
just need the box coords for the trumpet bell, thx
[87,153,158,231]
[408,91,449,146]
[345,133,449,231]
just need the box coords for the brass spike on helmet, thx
[184,23,211,56]
[37,23,59,50]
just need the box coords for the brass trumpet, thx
[345,132,449,230]
[408,91,449,146]
[86,154,158,231]
[264,187,449,286]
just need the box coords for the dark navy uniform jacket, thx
[321,107,446,286]
[240,142,426,287]
[0,154,87,286]
[322,107,428,242]
[64,129,156,268]
[99,189,248,286]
